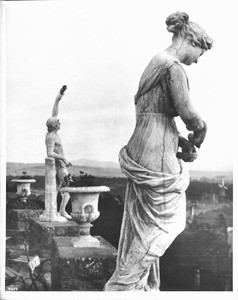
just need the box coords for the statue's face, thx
[55,119,61,130]
[183,42,205,65]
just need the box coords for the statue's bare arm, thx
[169,64,207,148]
[52,85,67,118]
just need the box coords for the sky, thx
[1,0,235,171]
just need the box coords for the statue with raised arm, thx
[44,85,72,220]
[104,12,213,291]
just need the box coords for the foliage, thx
[186,180,233,202]
[69,171,98,187]
[19,172,33,179]
[6,175,233,202]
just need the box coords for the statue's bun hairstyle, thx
[166,11,213,50]
[166,11,189,34]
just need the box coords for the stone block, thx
[7,209,43,231]
[29,218,80,257]
[6,229,30,244]
[51,236,117,291]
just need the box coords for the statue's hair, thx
[46,117,59,132]
[166,11,213,50]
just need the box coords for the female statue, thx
[104,11,213,291]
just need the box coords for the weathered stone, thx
[61,279,96,291]
[7,209,43,231]
[51,236,117,291]
[29,218,79,257]
[60,186,110,248]
[6,229,30,243]
[76,259,105,279]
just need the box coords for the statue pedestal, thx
[29,218,79,257]
[51,236,117,291]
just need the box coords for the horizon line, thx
[6,161,233,173]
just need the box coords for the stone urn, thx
[60,186,110,248]
[11,176,36,202]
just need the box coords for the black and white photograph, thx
[0,0,236,299]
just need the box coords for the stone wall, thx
[51,236,117,291]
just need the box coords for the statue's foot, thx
[59,211,72,220]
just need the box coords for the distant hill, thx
[6,161,124,178]
[6,161,232,181]
[71,158,120,169]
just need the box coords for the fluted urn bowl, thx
[60,186,110,248]
[11,179,36,202]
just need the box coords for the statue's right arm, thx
[168,64,207,148]
[52,93,62,118]
[52,86,67,117]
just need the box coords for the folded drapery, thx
[104,147,189,291]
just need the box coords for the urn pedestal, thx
[60,186,110,248]
[51,236,117,291]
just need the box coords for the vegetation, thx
[19,172,33,179]
[69,171,98,187]
[186,180,233,202]
[6,171,233,291]
[6,175,233,203]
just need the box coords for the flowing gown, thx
[104,52,202,291]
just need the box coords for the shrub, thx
[69,171,99,187]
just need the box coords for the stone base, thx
[51,236,117,291]
[39,211,68,222]
[29,218,80,257]
[71,235,100,248]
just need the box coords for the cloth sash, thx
[104,147,189,290]
[119,146,190,255]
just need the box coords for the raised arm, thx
[52,85,67,118]
[168,63,207,148]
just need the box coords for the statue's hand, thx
[64,159,72,167]
[188,121,207,148]
[181,139,196,154]
[60,85,67,95]
[177,151,197,162]
[177,138,197,162]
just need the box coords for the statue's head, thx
[166,12,213,51]
[46,117,61,132]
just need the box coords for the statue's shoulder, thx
[146,52,180,73]
[45,131,57,142]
